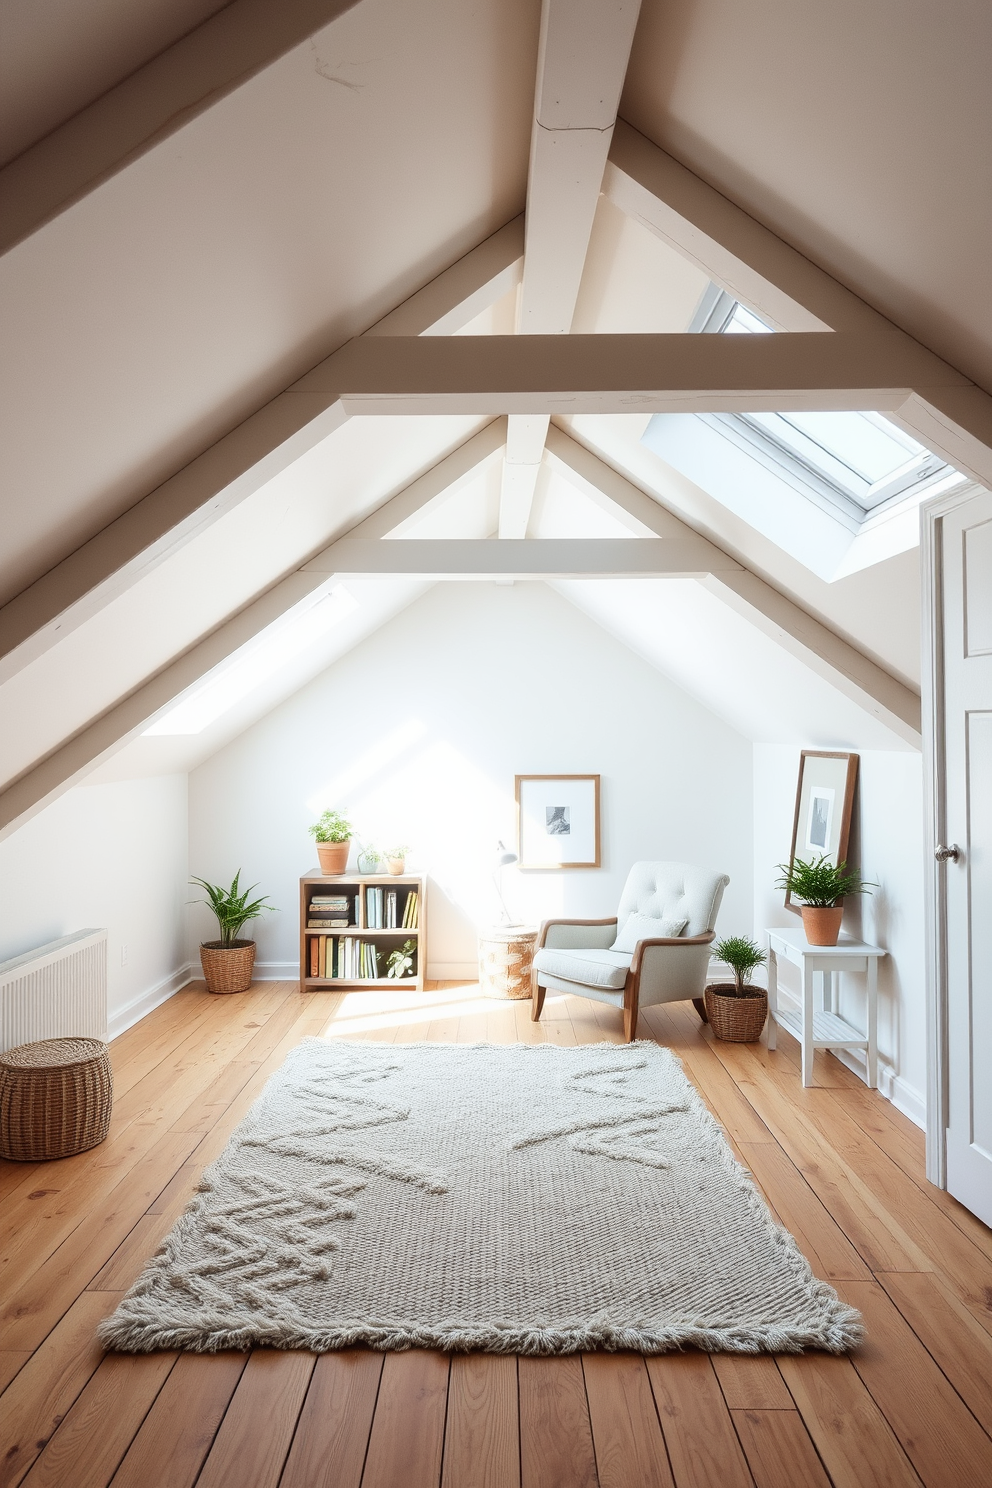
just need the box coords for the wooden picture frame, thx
[515,775,601,869]
[784,751,859,914]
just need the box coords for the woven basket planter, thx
[704,983,768,1043]
[200,940,255,994]
[0,1037,113,1161]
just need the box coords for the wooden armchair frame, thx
[531,917,717,1042]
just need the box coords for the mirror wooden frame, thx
[784,751,859,914]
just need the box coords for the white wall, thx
[189,582,754,978]
[0,775,190,1035]
[754,745,926,1126]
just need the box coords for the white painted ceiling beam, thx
[544,425,922,743]
[0,0,362,257]
[303,536,739,579]
[604,121,992,486]
[503,0,641,539]
[0,223,522,687]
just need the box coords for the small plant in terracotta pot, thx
[309,810,353,876]
[191,873,276,994]
[703,936,769,1041]
[774,855,875,946]
[384,845,410,875]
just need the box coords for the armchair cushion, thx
[611,911,687,953]
[532,946,631,990]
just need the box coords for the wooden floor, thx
[2,980,992,1488]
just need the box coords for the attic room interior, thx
[1,0,991,1484]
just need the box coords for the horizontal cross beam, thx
[303,537,742,579]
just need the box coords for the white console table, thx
[766,926,886,1088]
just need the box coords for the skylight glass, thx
[714,296,954,511]
[143,586,358,736]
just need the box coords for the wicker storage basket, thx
[0,1037,113,1161]
[704,983,768,1043]
[200,940,255,994]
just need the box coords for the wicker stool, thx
[478,926,539,1000]
[0,1037,113,1161]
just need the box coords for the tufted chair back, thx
[616,861,729,938]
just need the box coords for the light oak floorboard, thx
[442,1353,519,1488]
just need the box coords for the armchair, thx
[531,860,730,1042]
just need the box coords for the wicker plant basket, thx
[0,1037,113,1161]
[704,983,768,1043]
[200,940,255,994]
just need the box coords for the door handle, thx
[935,843,961,862]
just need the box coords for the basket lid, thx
[0,1036,108,1070]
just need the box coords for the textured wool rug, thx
[100,1039,862,1355]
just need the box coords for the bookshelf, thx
[299,872,426,992]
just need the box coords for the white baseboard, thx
[109,963,193,1040]
[831,1047,926,1130]
[253,961,301,981]
[427,962,478,982]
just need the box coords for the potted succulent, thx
[704,936,769,1042]
[191,873,276,994]
[309,809,353,876]
[775,854,875,946]
[385,845,410,875]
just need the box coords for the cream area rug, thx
[100,1039,862,1355]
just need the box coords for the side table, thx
[478,926,539,1000]
[766,926,886,1088]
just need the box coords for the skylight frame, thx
[685,287,960,520]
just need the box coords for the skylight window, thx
[143,585,358,736]
[682,286,959,517]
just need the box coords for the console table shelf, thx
[766,925,885,1089]
[299,872,426,992]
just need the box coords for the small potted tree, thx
[385,845,410,875]
[309,809,354,876]
[191,872,276,994]
[704,936,769,1041]
[775,855,875,945]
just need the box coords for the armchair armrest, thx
[628,929,715,977]
[629,930,716,1008]
[538,917,618,951]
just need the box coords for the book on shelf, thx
[402,890,419,929]
[307,918,349,929]
[310,894,350,908]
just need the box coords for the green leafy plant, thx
[190,873,276,947]
[308,809,353,844]
[713,936,767,994]
[774,854,875,908]
[386,939,416,979]
[385,845,410,860]
[356,843,383,872]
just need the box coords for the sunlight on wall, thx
[308,716,567,933]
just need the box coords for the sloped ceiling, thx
[624,0,992,394]
[2,0,986,823]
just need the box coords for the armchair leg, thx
[692,997,708,1024]
[532,977,546,1022]
[623,984,639,1043]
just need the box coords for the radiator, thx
[0,929,108,1052]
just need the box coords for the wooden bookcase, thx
[299,872,426,992]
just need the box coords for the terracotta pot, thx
[801,905,844,946]
[386,857,406,875]
[703,983,768,1042]
[316,840,350,875]
[200,940,255,994]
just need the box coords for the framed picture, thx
[784,751,859,914]
[515,775,601,869]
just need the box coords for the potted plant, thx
[386,938,417,979]
[356,843,383,874]
[384,845,410,875]
[308,809,353,875]
[775,854,875,946]
[704,936,769,1042]
[191,873,276,994]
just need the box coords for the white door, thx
[925,484,992,1223]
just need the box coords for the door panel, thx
[941,490,992,1224]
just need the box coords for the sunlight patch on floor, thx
[318,982,539,1037]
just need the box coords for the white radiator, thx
[0,929,108,1052]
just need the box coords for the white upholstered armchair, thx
[531,861,730,1043]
